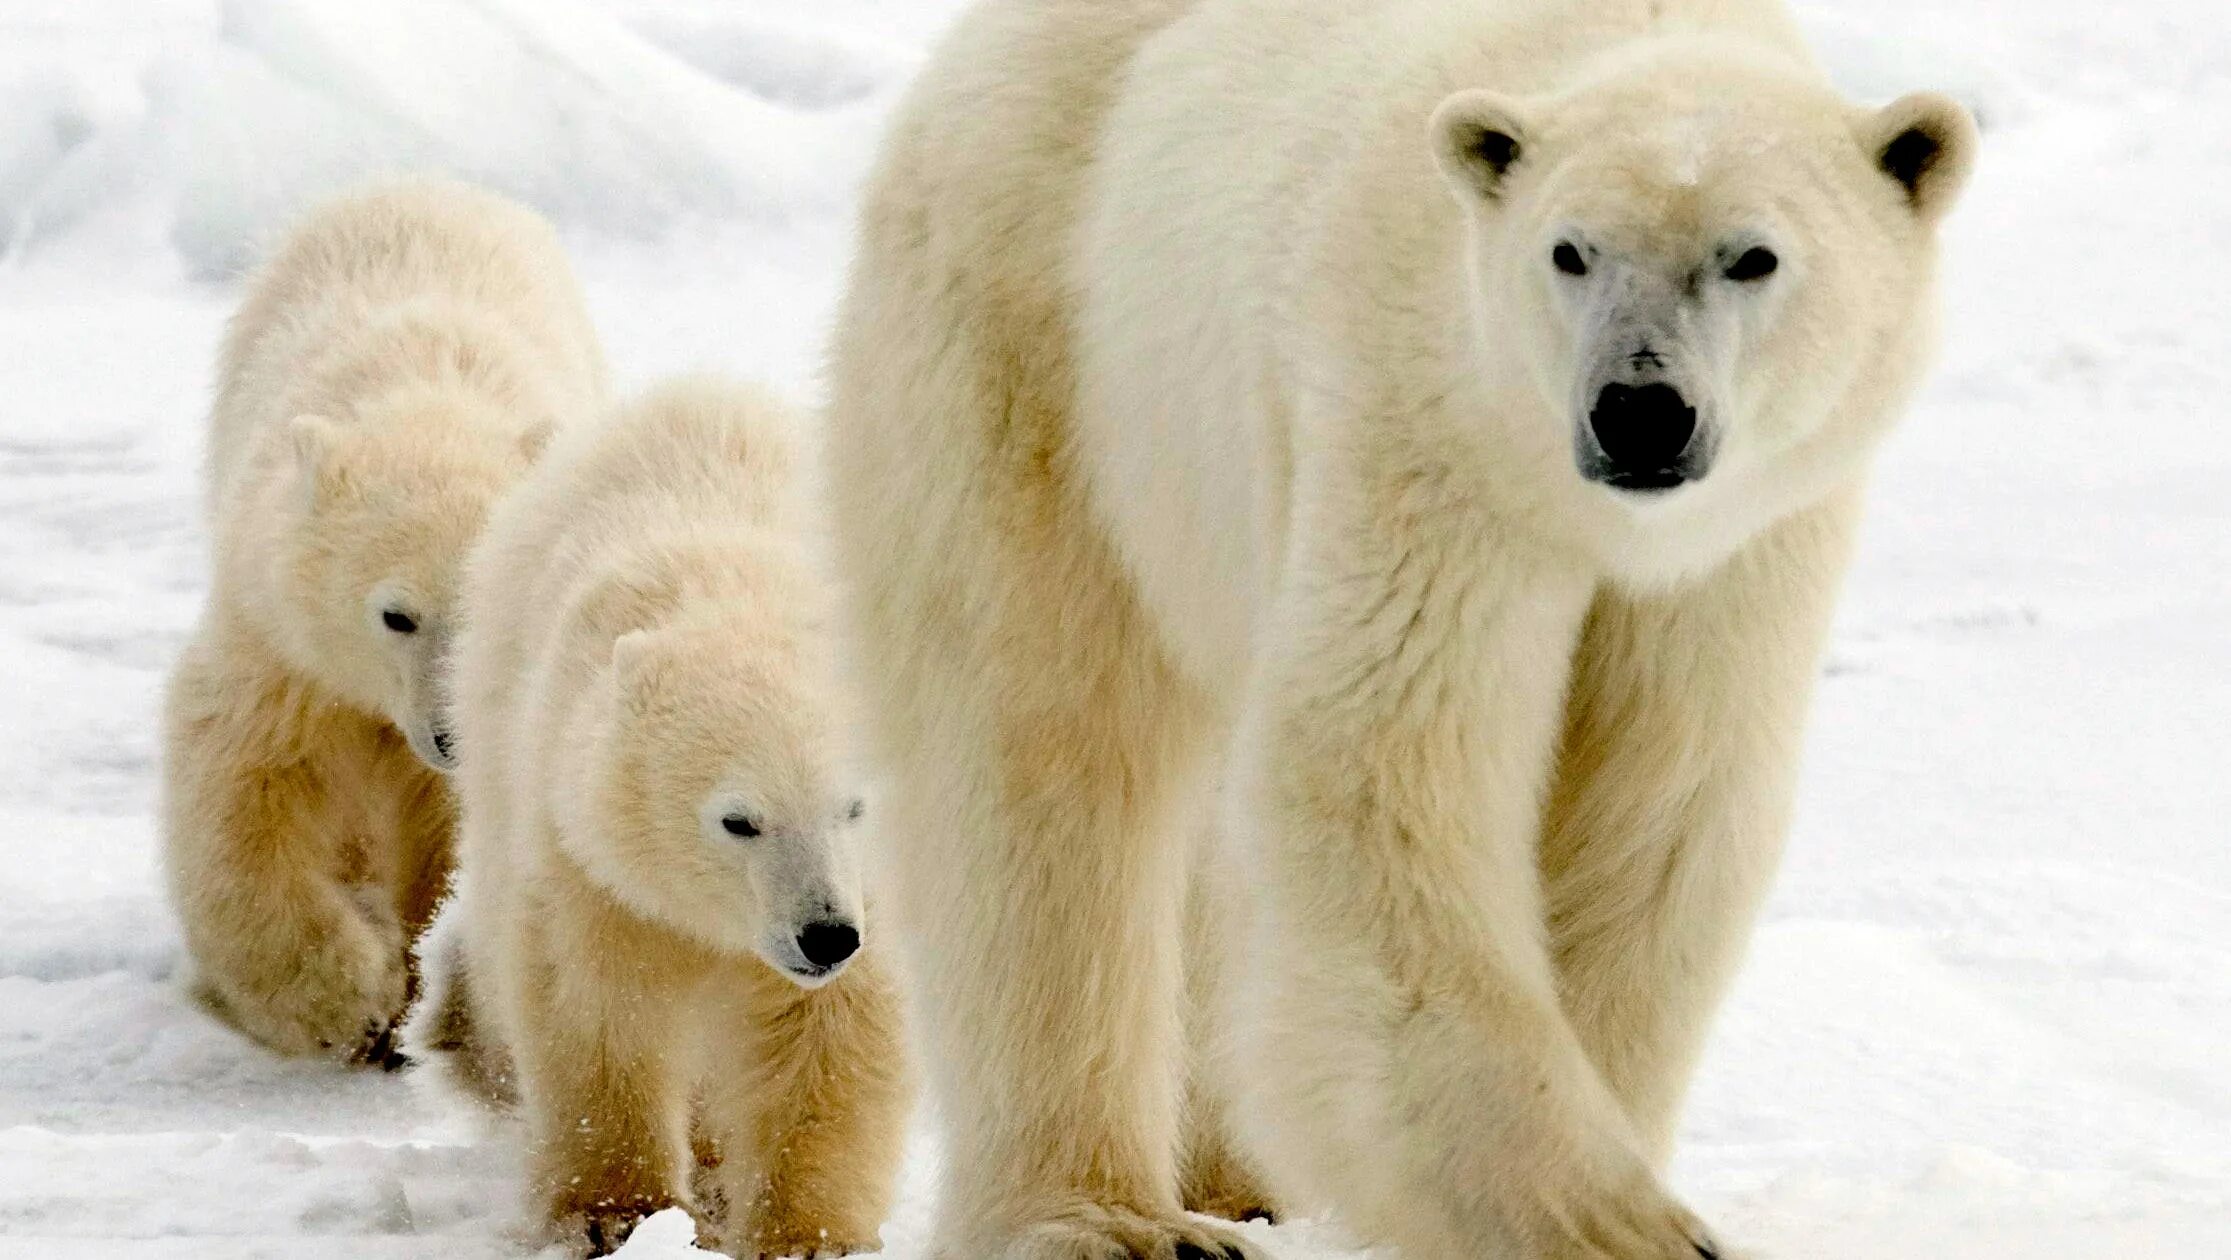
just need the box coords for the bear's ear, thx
[1860,92,1978,223]
[1430,90,1530,202]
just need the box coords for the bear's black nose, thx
[796,921,860,969]
[1588,382,1698,489]
[431,730,454,760]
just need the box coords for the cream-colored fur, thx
[163,178,604,1064]
[414,379,908,1258]
[825,0,1974,1256]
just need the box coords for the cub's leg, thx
[511,891,699,1256]
[400,893,516,1106]
[347,736,457,1063]
[1230,459,1718,1260]
[1544,493,1861,1164]
[162,628,407,1063]
[1178,814,1277,1225]
[694,948,910,1258]
[384,759,458,967]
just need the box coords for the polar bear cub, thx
[412,379,908,1257]
[163,178,604,1064]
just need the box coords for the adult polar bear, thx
[826,0,1974,1255]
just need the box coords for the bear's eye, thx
[845,798,866,822]
[1725,246,1779,282]
[721,813,762,839]
[381,610,418,635]
[1551,242,1588,277]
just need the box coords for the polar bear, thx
[823,0,1975,1256]
[162,179,605,1064]
[411,379,909,1257]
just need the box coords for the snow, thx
[0,0,2224,1256]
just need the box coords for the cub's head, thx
[1429,42,1976,509]
[584,615,867,987]
[275,391,548,770]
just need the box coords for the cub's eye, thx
[721,814,761,839]
[381,610,419,635]
[845,798,866,822]
[1725,246,1779,282]
[1551,241,1589,276]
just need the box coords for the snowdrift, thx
[0,0,916,279]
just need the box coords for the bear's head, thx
[276,390,550,771]
[565,610,868,987]
[1428,40,1975,529]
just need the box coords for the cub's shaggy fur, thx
[163,179,603,1063]
[411,380,908,1258]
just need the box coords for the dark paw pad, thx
[584,1212,644,1257]
[353,1021,409,1071]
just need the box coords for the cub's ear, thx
[286,413,351,504]
[1860,92,1978,223]
[1430,90,1531,202]
[610,629,661,714]
[287,413,343,472]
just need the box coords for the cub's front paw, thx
[211,912,409,1064]
[717,1227,881,1260]
[546,1193,681,1258]
[700,1196,880,1259]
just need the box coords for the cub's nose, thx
[1588,382,1698,490]
[431,730,455,762]
[796,920,860,970]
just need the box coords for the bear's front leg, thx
[162,630,409,1064]
[1544,491,1862,1164]
[1179,816,1280,1226]
[1228,484,1722,1260]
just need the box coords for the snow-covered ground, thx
[0,0,2224,1256]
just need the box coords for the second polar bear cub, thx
[413,380,908,1257]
